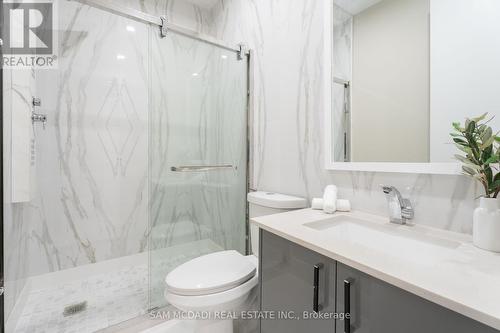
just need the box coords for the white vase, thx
[473,197,500,252]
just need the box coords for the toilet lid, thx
[165,250,256,296]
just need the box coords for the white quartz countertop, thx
[251,208,500,330]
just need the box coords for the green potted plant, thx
[451,113,500,252]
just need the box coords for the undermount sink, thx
[304,215,461,265]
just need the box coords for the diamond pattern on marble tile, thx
[95,79,143,176]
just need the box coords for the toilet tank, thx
[247,192,307,256]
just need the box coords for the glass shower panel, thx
[149,32,248,309]
[3,2,151,332]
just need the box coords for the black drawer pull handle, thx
[313,263,323,312]
[344,278,354,333]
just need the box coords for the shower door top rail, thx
[171,165,237,172]
[74,0,248,55]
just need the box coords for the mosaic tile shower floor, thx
[12,242,221,333]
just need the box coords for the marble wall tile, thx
[333,5,352,80]
[33,0,150,270]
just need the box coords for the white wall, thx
[351,0,430,162]
[430,0,500,162]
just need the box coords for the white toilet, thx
[164,191,307,333]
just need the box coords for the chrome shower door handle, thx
[170,165,236,172]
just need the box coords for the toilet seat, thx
[166,250,256,296]
[165,272,258,313]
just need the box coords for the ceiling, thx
[333,0,384,15]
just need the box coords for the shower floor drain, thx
[63,301,88,317]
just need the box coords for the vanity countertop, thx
[251,209,500,330]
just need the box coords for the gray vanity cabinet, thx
[260,231,499,333]
[260,230,336,333]
[336,263,499,333]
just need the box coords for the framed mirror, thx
[325,0,500,174]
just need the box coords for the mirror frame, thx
[323,1,461,175]
[324,107,462,174]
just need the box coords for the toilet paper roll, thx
[323,185,338,214]
[311,198,324,210]
[336,199,351,212]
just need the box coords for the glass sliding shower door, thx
[148,32,248,309]
[2,1,249,330]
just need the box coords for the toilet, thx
[164,191,307,333]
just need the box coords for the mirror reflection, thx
[331,0,500,163]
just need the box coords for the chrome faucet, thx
[381,186,414,225]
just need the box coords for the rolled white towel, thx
[323,185,338,214]
[311,198,324,210]
[336,199,351,212]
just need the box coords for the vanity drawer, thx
[260,230,336,333]
[336,263,499,333]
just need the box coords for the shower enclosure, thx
[1,1,250,332]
